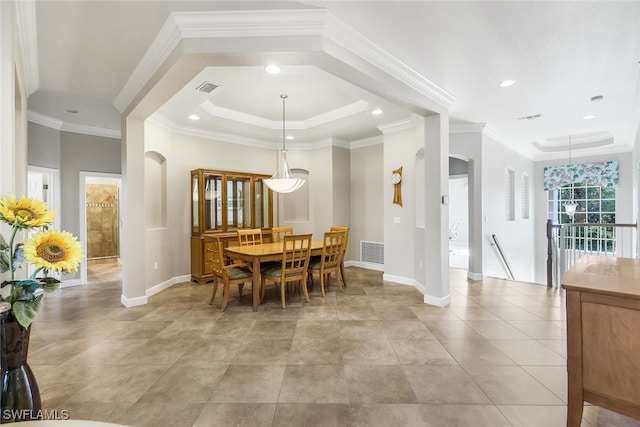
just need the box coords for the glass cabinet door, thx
[191,173,199,234]
[227,176,252,229]
[204,174,223,231]
[255,180,270,228]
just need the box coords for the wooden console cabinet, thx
[562,255,640,426]
[190,169,273,284]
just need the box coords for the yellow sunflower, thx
[0,194,56,228]
[23,229,83,273]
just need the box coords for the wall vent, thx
[360,241,384,264]
[195,81,218,94]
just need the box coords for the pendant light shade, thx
[263,94,306,194]
[563,134,578,219]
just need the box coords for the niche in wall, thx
[145,151,167,228]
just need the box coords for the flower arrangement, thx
[0,194,82,328]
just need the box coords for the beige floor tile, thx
[489,339,566,365]
[448,306,502,321]
[205,319,256,338]
[117,338,196,365]
[438,338,515,366]
[208,365,286,403]
[278,365,348,403]
[464,365,565,405]
[422,319,485,340]
[341,339,399,365]
[464,320,531,339]
[521,365,568,403]
[421,404,511,427]
[484,306,545,321]
[234,338,292,364]
[60,402,133,424]
[287,338,342,365]
[118,402,204,427]
[582,406,640,426]
[272,403,350,427]
[498,405,592,427]
[247,320,297,339]
[345,365,418,403]
[508,319,568,339]
[338,319,387,340]
[382,320,436,339]
[349,404,433,427]
[138,364,227,403]
[66,364,171,404]
[537,339,568,357]
[390,339,457,365]
[337,305,380,320]
[294,319,341,339]
[192,403,276,427]
[403,365,491,404]
[296,306,338,320]
[176,337,244,366]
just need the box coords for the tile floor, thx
[28,267,640,427]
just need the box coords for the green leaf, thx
[0,234,7,250]
[13,295,43,328]
[0,250,9,273]
[15,279,39,293]
[40,280,60,293]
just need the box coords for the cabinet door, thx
[204,174,223,231]
[226,175,252,229]
[255,179,270,228]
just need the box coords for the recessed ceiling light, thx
[583,115,596,120]
[371,108,383,115]
[188,114,200,121]
[286,135,294,140]
[65,109,78,114]
[265,64,281,74]
[499,80,516,87]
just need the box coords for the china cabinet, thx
[190,168,273,284]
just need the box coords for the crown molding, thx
[377,113,422,134]
[147,114,276,150]
[350,135,383,149]
[114,8,452,116]
[324,14,455,110]
[28,110,62,130]
[201,99,369,130]
[532,131,614,153]
[15,0,39,95]
[28,110,121,139]
[449,123,486,134]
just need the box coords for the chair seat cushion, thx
[226,266,253,280]
[309,260,321,270]
[263,266,303,279]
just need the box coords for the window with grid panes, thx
[548,184,616,251]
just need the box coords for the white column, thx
[120,117,147,306]
[0,0,15,196]
[422,114,450,306]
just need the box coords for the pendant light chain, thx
[281,94,287,152]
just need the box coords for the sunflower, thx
[0,194,56,228]
[23,229,83,274]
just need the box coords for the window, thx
[505,168,515,221]
[548,184,616,251]
[521,173,530,220]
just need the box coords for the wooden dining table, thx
[225,240,325,311]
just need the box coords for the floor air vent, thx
[361,241,384,264]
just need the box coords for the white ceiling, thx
[27,1,640,160]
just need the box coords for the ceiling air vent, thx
[517,113,541,120]
[195,81,218,94]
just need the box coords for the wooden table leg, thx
[252,257,261,312]
[566,290,584,427]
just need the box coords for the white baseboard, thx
[424,294,451,307]
[346,260,384,272]
[146,274,191,298]
[121,293,148,308]
[60,279,82,288]
[120,274,191,308]
[467,271,484,281]
[382,273,415,286]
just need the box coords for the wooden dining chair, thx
[207,236,254,312]
[330,225,349,287]
[237,228,263,246]
[271,226,293,243]
[309,230,346,297]
[260,233,313,309]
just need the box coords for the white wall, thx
[349,142,384,264]
[482,133,536,282]
[533,152,634,284]
[449,175,469,248]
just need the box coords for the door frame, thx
[79,171,123,284]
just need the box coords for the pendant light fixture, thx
[263,94,306,194]
[564,134,578,219]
